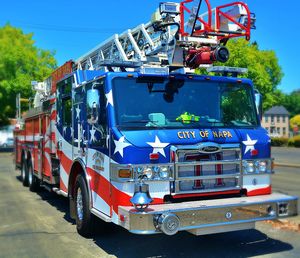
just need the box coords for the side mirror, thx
[87,89,100,125]
[254,90,263,120]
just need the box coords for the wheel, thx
[74,174,95,237]
[21,158,29,187]
[28,161,40,192]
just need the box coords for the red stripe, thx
[59,151,72,175]
[247,185,272,196]
[60,179,67,192]
[215,153,223,186]
[87,167,163,215]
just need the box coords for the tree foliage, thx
[0,24,56,126]
[282,90,300,117]
[290,115,300,129]
[211,39,284,110]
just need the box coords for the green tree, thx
[282,90,300,117]
[0,24,56,126]
[209,39,284,110]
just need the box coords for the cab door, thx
[85,79,110,217]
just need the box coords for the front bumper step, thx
[118,193,298,235]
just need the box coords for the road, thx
[272,147,300,167]
[0,152,300,258]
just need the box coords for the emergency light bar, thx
[159,2,180,15]
[207,66,248,77]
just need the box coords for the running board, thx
[91,208,112,223]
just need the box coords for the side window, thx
[63,98,72,127]
[57,77,73,143]
[86,79,107,147]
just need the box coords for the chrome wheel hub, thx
[76,188,83,221]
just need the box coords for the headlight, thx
[243,160,255,173]
[243,160,271,174]
[159,166,170,179]
[134,165,172,180]
[256,160,267,173]
[144,167,153,179]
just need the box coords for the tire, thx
[74,174,94,237]
[28,161,40,192]
[21,158,29,187]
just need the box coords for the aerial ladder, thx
[75,0,256,73]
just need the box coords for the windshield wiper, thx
[122,120,161,127]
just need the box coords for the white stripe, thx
[92,190,110,216]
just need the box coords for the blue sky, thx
[1,0,299,93]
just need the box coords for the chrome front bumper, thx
[118,193,298,235]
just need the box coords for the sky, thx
[0,0,299,93]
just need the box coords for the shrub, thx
[271,137,289,147]
[292,135,300,147]
[288,138,295,147]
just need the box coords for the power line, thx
[1,20,125,34]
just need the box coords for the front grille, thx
[174,144,241,194]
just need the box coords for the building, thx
[261,106,289,138]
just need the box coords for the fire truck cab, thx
[14,0,298,237]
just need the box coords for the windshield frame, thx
[111,74,260,131]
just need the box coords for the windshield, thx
[112,77,258,129]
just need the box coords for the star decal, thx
[75,106,81,119]
[90,126,96,142]
[114,136,131,157]
[105,90,114,107]
[147,136,169,157]
[106,134,110,148]
[242,134,257,155]
[70,127,74,138]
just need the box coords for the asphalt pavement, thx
[272,147,300,168]
[0,151,300,258]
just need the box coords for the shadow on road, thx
[90,227,293,258]
[34,189,294,258]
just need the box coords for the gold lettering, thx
[190,131,196,138]
[227,131,233,138]
[200,131,209,138]
[178,132,184,139]
[223,131,228,137]
[213,131,218,138]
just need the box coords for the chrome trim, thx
[110,162,175,182]
[70,158,93,209]
[91,208,112,223]
[173,143,242,194]
[177,174,240,181]
[175,160,240,166]
[118,193,298,235]
[242,158,273,175]
[197,142,221,154]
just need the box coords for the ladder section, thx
[75,0,256,72]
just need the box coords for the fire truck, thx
[14,0,298,237]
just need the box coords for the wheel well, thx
[69,161,85,198]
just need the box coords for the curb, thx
[275,163,300,169]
